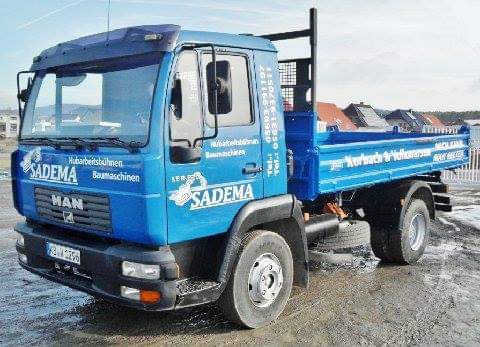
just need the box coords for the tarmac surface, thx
[0,179,479,346]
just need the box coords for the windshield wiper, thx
[20,137,61,149]
[21,137,93,150]
[55,137,95,150]
[87,137,141,153]
[20,136,141,153]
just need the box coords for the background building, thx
[343,102,390,129]
[316,102,357,131]
[421,113,444,127]
[385,109,426,132]
[0,110,19,138]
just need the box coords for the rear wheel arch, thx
[404,184,435,221]
[358,180,435,228]
[388,180,435,228]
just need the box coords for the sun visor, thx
[30,24,180,71]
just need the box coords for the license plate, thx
[46,242,81,265]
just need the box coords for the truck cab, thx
[14,24,300,325]
[15,25,286,245]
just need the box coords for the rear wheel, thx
[371,199,430,264]
[217,230,293,328]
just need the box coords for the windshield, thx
[21,54,162,145]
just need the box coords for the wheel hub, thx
[248,253,283,307]
[409,213,426,251]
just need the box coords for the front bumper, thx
[15,222,180,311]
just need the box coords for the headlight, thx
[17,233,25,247]
[121,261,160,280]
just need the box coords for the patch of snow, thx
[423,241,471,301]
[0,169,10,180]
[437,216,460,232]
[454,191,472,196]
[424,242,462,259]
[446,205,480,230]
[451,196,480,204]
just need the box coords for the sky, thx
[0,0,479,111]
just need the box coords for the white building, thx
[0,112,19,138]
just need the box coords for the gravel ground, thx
[0,180,479,346]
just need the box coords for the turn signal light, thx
[140,290,161,304]
[120,286,161,304]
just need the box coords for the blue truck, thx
[13,8,469,328]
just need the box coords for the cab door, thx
[164,48,263,244]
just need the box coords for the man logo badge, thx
[62,211,75,224]
[51,194,84,210]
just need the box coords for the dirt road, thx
[0,180,479,346]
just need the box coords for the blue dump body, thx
[286,111,470,200]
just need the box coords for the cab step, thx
[175,278,222,309]
[177,277,219,295]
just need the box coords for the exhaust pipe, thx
[305,213,339,243]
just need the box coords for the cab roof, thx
[30,24,276,71]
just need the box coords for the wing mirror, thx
[207,60,232,115]
[17,76,33,103]
[171,44,225,162]
[18,88,29,103]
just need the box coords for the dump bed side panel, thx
[316,132,469,195]
[285,112,470,200]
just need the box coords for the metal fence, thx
[422,125,480,184]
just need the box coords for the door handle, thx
[243,166,263,175]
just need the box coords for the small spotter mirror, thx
[170,77,183,119]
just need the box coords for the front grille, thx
[34,187,112,232]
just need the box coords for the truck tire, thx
[370,227,391,262]
[388,199,430,264]
[315,220,370,251]
[371,199,430,264]
[217,230,293,328]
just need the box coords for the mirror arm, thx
[16,71,26,117]
[193,43,218,147]
[16,70,33,134]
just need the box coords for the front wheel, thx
[217,230,293,328]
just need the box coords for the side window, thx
[203,54,253,127]
[169,51,203,147]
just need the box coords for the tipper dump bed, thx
[286,111,470,200]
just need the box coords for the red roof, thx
[421,114,444,127]
[317,102,357,130]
